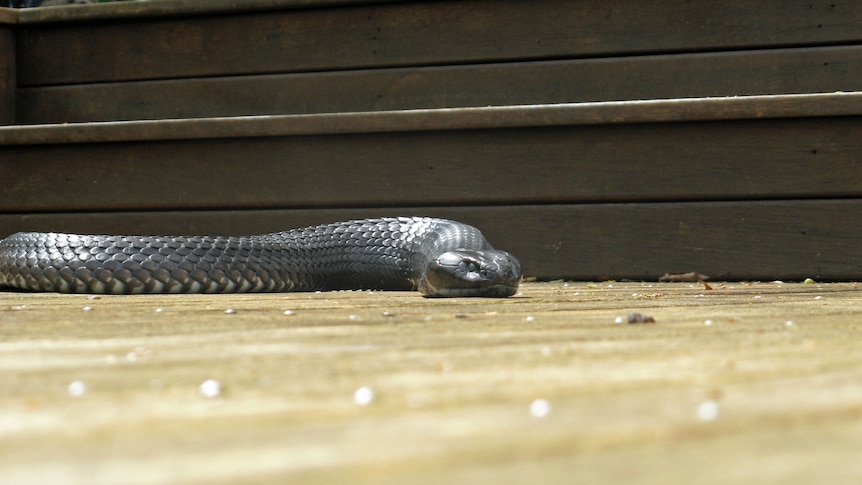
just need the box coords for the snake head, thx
[419,249,522,297]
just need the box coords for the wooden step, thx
[2,93,860,280]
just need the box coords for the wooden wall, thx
[1,0,861,281]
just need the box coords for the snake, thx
[0,217,522,297]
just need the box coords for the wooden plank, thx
[5,92,862,145]
[13,0,402,23]
[1,110,861,212]
[2,200,860,280]
[0,25,14,125]
[16,45,862,124]
[2,283,862,483]
[17,0,862,86]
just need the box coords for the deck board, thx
[17,45,862,124]
[2,281,861,483]
[16,0,862,86]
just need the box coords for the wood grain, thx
[2,282,861,484]
[2,110,861,212]
[0,25,14,125]
[16,0,862,86]
[16,45,862,124]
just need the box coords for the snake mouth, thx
[419,249,522,298]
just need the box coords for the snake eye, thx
[465,260,480,273]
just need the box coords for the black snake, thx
[0,217,522,297]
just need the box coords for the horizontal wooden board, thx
[16,45,862,124]
[1,111,861,212]
[5,92,862,145]
[0,26,13,125]
[1,201,859,280]
[16,0,862,86]
[11,0,401,23]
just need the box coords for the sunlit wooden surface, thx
[2,281,861,484]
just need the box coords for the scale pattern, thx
[0,217,518,296]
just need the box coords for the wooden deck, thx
[2,282,862,484]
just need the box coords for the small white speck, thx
[632,293,640,297]
[572,292,581,296]
[67,380,87,397]
[530,399,551,418]
[354,386,375,406]
[694,294,706,298]
[82,306,93,312]
[348,314,358,320]
[814,296,823,300]
[283,310,294,316]
[697,400,720,421]
[154,308,164,313]
[785,320,795,327]
[423,315,433,321]
[753,295,762,299]
[524,316,535,322]
[516,292,524,297]
[224,308,236,314]
[614,316,624,324]
[11,305,27,310]
[200,379,221,398]
[704,319,713,326]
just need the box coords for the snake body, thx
[0,217,522,297]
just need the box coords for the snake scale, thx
[0,217,522,297]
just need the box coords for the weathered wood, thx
[2,104,861,212]
[16,45,862,124]
[2,282,862,483]
[2,200,860,281]
[7,93,862,145]
[17,0,862,86]
[13,0,401,23]
[0,25,14,125]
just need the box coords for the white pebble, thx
[704,319,713,326]
[67,380,87,397]
[82,306,93,312]
[283,310,294,316]
[814,296,823,300]
[224,308,236,314]
[696,400,720,421]
[154,308,164,313]
[524,316,535,322]
[353,386,375,406]
[529,398,551,418]
[785,320,795,327]
[199,379,222,398]
[614,316,623,324]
